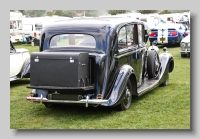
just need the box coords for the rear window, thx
[35,24,42,31]
[50,34,96,48]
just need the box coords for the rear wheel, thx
[115,79,133,111]
[147,50,160,78]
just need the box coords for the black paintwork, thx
[27,18,174,107]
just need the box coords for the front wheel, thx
[115,79,133,111]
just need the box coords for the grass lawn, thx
[10,43,190,129]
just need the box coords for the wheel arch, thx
[107,65,137,106]
[129,73,138,96]
[168,57,174,73]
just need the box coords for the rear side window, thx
[118,25,134,49]
[118,24,138,50]
[50,34,96,48]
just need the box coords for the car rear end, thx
[149,25,180,45]
[26,33,109,107]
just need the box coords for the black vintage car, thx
[26,18,174,111]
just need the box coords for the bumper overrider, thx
[26,94,109,107]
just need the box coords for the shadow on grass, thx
[31,89,159,117]
[10,79,30,87]
[157,43,180,48]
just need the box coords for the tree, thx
[62,10,77,17]
[54,10,63,16]
[107,10,131,15]
[18,10,26,15]
[47,11,54,16]
[168,10,190,13]
[85,10,99,17]
[159,10,171,14]
[25,10,46,17]
[137,10,158,14]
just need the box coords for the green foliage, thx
[25,10,46,17]
[18,10,25,15]
[46,11,54,16]
[62,10,77,17]
[137,10,158,14]
[107,10,131,15]
[85,11,99,17]
[169,10,190,13]
[159,10,171,14]
[54,10,63,16]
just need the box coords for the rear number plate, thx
[160,38,165,41]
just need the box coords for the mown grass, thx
[10,43,190,129]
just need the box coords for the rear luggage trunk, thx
[29,52,90,89]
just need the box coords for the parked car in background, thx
[10,40,30,81]
[180,33,190,57]
[149,23,188,46]
[22,18,42,46]
[26,18,174,111]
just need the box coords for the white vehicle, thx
[22,17,43,46]
[10,40,30,81]
[180,33,190,57]
[22,16,71,46]
[10,12,24,43]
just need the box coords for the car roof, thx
[43,17,144,30]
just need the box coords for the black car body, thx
[26,18,174,111]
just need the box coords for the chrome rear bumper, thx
[26,96,109,107]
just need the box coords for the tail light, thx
[184,32,188,37]
[34,32,36,37]
[170,31,177,36]
[150,32,157,37]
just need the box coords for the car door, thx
[137,24,147,86]
[116,24,143,85]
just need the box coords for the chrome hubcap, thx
[124,87,131,106]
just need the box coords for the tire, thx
[147,50,160,78]
[115,79,133,111]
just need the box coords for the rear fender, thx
[159,52,174,74]
[107,65,136,106]
[159,52,174,85]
